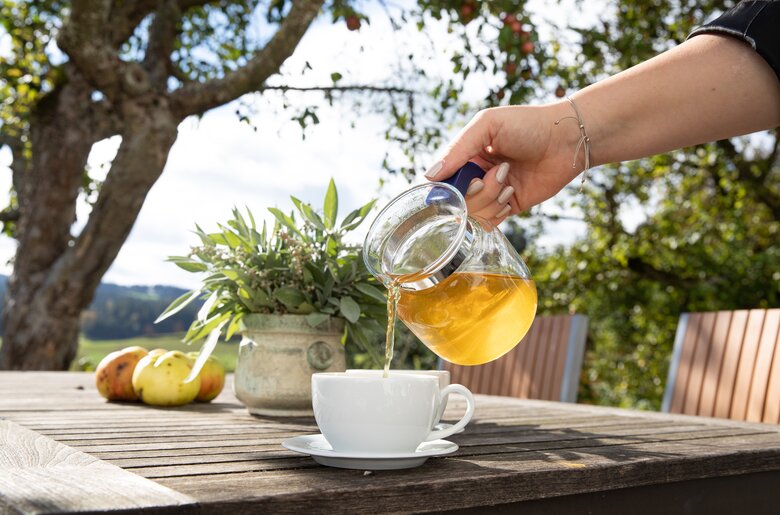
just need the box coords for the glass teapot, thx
[363,163,537,366]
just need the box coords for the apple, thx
[132,351,201,406]
[504,61,517,75]
[186,352,226,402]
[555,85,566,98]
[346,15,360,31]
[521,41,534,55]
[503,14,517,26]
[95,346,148,401]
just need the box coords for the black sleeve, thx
[688,0,780,81]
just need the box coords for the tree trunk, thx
[0,73,94,370]
[0,82,179,370]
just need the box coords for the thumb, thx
[425,111,493,181]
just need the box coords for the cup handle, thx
[425,384,474,441]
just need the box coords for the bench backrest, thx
[662,309,780,423]
[442,314,588,402]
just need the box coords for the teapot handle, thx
[440,162,486,196]
[425,384,475,441]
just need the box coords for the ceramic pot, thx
[234,314,346,416]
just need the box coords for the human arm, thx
[427,23,780,222]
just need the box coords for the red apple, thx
[521,41,534,54]
[346,15,360,31]
[504,61,517,75]
[95,346,148,401]
[503,14,517,26]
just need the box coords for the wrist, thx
[545,100,593,182]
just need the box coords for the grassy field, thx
[74,334,238,372]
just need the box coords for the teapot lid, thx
[363,164,486,288]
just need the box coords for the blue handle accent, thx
[426,162,486,204]
[440,162,486,196]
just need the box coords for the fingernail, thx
[497,185,514,204]
[425,160,444,179]
[496,204,511,219]
[496,162,510,183]
[466,179,484,196]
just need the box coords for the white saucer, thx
[282,434,458,470]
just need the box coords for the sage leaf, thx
[339,296,360,323]
[323,178,338,229]
[155,289,202,323]
[306,312,330,328]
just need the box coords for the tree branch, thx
[89,100,124,142]
[0,209,20,224]
[46,101,180,307]
[261,85,415,95]
[626,257,697,287]
[171,0,325,118]
[109,0,161,48]
[58,0,126,100]
[143,1,182,89]
[717,139,780,220]
[535,212,586,223]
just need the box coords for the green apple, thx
[132,351,201,406]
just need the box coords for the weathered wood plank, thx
[730,310,766,420]
[3,371,780,514]
[153,432,780,514]
[0,419,196,514]
[113,426,758,477]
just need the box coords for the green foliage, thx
[158,179,389,364]
[532,138,779,410]
[517,0,779,410]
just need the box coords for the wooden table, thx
[2,372,779,514]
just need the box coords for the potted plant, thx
[157,179,387,416]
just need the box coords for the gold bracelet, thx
[554,96,592,190]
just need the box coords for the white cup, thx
[345,369,451,425]
[312,372,474,454]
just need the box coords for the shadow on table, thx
[441,418,689,468]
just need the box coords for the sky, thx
[0,1,600,290]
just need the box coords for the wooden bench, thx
[442,314,588,402]
[662,308,780,423]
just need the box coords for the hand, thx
[424,103,587,224]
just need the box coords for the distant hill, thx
[0,276,201,340]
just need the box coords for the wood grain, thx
[698,311,732,417]
[0,419,195,514]
[730,310,766,420]
[714,310,749,419]
[2,371,780,514]
[747,310,780,422]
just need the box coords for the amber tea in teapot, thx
[396,271,536,365]
[365,163,538,367]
